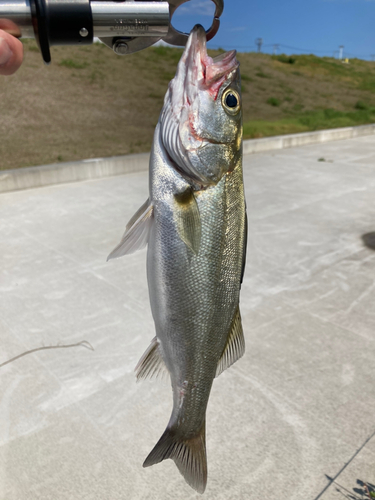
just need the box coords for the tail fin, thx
[143,422,207,494]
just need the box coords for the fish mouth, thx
[184,24,239,100]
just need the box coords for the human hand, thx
[0,29,23,75]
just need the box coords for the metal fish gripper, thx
[0,0,224,63]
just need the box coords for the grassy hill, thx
[1,39,375,170]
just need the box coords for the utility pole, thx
[273,44,279,55]
[339,45,344,60]
[255,38,263,53]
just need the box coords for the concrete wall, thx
[243,123,375,155]
[1,124,374,193]
[0,153,150,194]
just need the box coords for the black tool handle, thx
[29,0,93,63]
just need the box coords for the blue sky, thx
[172,0,375,60]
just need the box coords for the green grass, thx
[255,71,271,78]
[59,59,89,69]
[293,103,305,111]
[267,97,280,107]
[158,70,176,82]
[355,100,368,110]
[149,46,184,64]
[243,108,375,139]
[272,54,296,64]
[286,54,355,78]
[241,74,254,82]
[359,79,375,92]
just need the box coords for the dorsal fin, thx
[216,306,245,377]
[135,337,169,381]
[174,188,201,255]
[107,199,153,260]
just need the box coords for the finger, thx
[0,30,23,75]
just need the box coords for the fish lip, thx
[187,25,239,86]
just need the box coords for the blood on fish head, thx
[160,25,243,187]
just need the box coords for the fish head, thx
[160,24,242,187]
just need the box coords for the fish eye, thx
[222,89,240,115]
[226,93,238,108]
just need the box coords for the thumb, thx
[0,30,23,75]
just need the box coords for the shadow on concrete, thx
[315,431,375,500]
[327,477,375,500]
[362,232,375,251]
[325,475,358,499]
[353,480,375,499]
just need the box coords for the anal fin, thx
[107,198,153,260]
[216,306,245,377]
[135,337,169,381]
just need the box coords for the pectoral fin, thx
[135,337,169,381]
[107,199,153,260]
[174,188,201,255]
[216,306,245,377]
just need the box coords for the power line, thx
[278,44,334,54]
[345,51,374,58]
[207,41,375,60]
[207,44,256,49]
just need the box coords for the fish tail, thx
[143,421,207,494]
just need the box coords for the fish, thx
[108,24,247,494]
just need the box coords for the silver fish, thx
[108,25,247,494]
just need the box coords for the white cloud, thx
[174,0,215,17]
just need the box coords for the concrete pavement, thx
[1,135,375,499]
